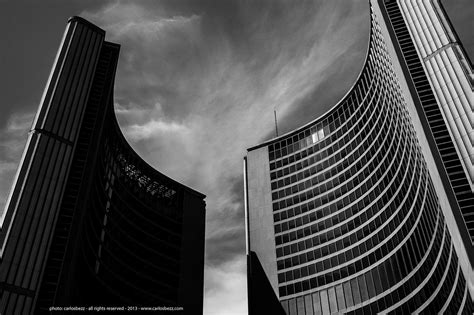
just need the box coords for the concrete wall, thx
[246,146,279,297]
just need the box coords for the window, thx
[311,128,326,144]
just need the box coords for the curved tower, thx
[0,17,206,314]
[245,1,474,314]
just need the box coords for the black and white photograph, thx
[0,0,473,314]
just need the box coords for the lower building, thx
[0,17,205,314]
[245,0,474,313]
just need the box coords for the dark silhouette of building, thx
[247,251,286,315]
[245,0,474,313]
[0,17,205,314]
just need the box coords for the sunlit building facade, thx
[245,0,474,314]
[0,17,206,314]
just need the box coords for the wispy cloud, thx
[82,1,368,313]
[203,256,247,315]
[125,119,189,140]
[0,111,35,214]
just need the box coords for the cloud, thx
[205,177,245,267]
[203,256,247,315]
[0,111,34,165]
[0,111,35,215]
[125,119,189,141]
[5,111,35,132]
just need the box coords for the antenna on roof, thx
[274,109,279,137]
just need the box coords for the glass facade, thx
[246,1,473,314]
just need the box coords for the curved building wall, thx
[0,17,205,314]
[246,2,473,314]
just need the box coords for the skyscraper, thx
[0,17,206,314]
[245,0,474,314]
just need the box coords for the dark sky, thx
[0,1,472,313]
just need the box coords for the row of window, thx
[280,229,455,315]
[278,184,442,299]
[273,116,403,233]
[276,164,425,273]
[270,91,387,196]
[270,105,407,223]
[274,132,415,249]
[277,167,427,282]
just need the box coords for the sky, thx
[0,1,473,314]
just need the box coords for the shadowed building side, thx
[0,17,205,314]
[247,251,286,315]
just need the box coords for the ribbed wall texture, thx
[246,2,473,314]
[398,0,474,191]
[0,17,205,314]
[392,0,474,243]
